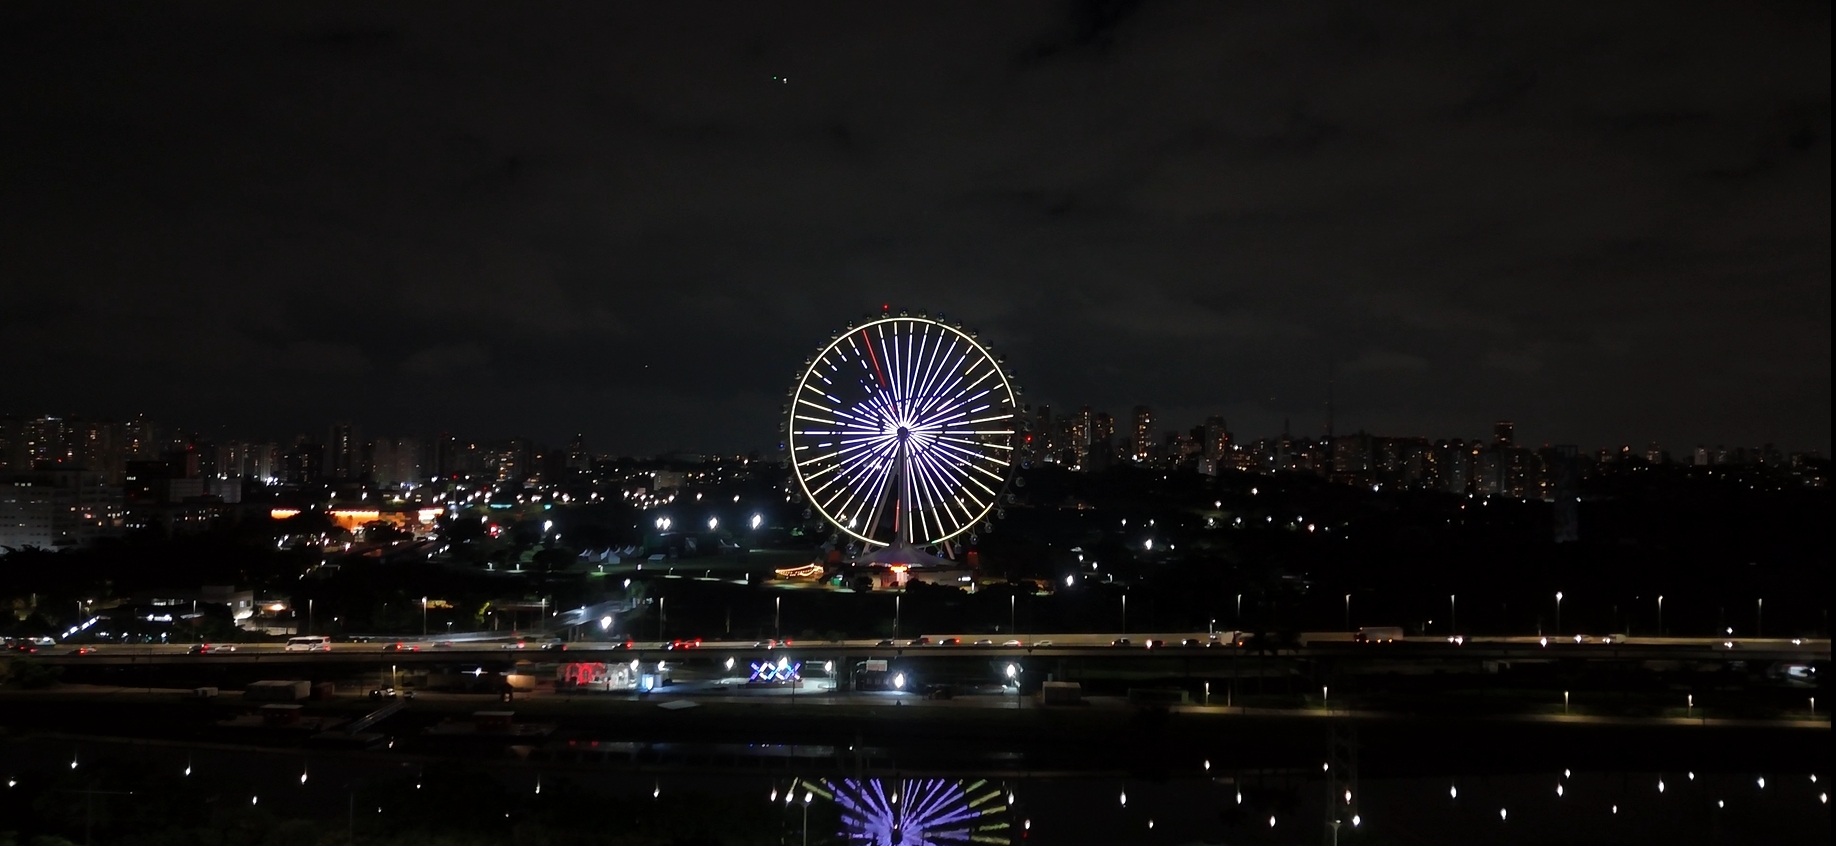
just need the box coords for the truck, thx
[244,680,312,701]
[1354,626,1404,643]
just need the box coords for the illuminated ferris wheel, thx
[784,312,1022,549]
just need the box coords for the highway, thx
[23,632,1829,666]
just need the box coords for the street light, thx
[1121,594,1127,633]
[1344,594,1351,631]
[1657,595,1664,636]
[802,791,813,846]
[1451,594,1457,634]
[1555,592,1564,635]
[422,597,428,636]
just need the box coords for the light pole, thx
[894,595,901,641]
[1236,593,1242,626]
[1010,595,1017,636]
[1657,595,1663,636]
[1121,594,1128,634]
[1344,594,1351,631]
[1451,595,1457,635]
[802,790,813,846]
[775,596,781,640]
[1756,598,1763,637]
[308,598,314,637]
[421,597,428,636]
[1555,592,1563,635]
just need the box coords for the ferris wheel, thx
[784,312,1022,549]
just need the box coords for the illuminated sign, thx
[749,656,802,683]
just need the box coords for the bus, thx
[284,636,332,652]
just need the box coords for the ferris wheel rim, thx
[785,314,1018,548]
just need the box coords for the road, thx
[25,632,1828,666]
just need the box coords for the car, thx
[539,638,569,651]
[1033,640,1054,647]
[369,687,400,699]
[500,641,528,650]
[939,637,962,646]
[187,643,236,655]
[1181,638,1204,647]
[610,639,636,650]
[1111,638,1132,647]
[973,639,995,646]
[1144,639,1165,649]
[384,642,420,652]
[72,646,97,656]
[912,637,932,646]
[665,638,701,650]
[1002,640,1024,647]
[876,639,896,647]
[8,644,37,654]
[1447,635,1466,645]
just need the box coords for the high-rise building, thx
[0,481,55,550]
[1550,445,1580,543]
[285,444,326,483]
[1493,420,1515,447]
[1203,416,1231,461]
[1070,407,1092,467]
[326,422,362,481]
[566,434,591,472]
[1130,406,1154,463]
[0,417,26,473]
[123,414,159,460]
[248,443,281,481]
[372,436,425,487]
[0,469,122,548]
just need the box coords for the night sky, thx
[2,3,1828,455]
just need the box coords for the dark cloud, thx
[0,2,1827,454]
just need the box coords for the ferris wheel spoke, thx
[921,372,1000,424]
[915,452,981,525]
[909,337,961,417]
[927,436,1010,470]
[825,439,897,490]
[909,457,971,535]
[823,447,892,515]
[907,328,950,419]
[907,459,952,540]
[909,352,979,421]
[888,326,915,413]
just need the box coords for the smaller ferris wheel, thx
[784,311,1023,549]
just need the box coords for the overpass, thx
[29,633,1827,668]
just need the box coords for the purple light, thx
[825,777,1002,844]
[786,317,1017,548]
